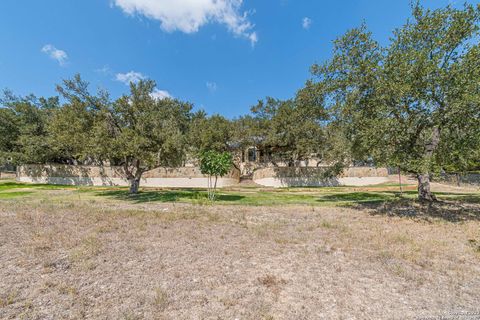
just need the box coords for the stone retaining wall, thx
[253,167,389,187]
[0,172,16,179]
[434,173,480,188]
[17,164,240,188]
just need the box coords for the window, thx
[247,148,257,162]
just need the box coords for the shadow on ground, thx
[4,180,479,222]
[97,190,245,204]
[96,188,480,222]
[354,195,480,223]
[316,192,394,203]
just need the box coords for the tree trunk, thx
[213,175,218,200]
[129,177,141,194]
[416,126,440,202]
[398,167,403,195]
[417,173,436,202]
[207,175,212,200]
[124,158,145,195]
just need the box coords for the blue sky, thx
[0,0,471,118]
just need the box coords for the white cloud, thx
[116,70,172,99]
[95,65,112,75]
[115,71,146,84]
[302,17,312,30]
[41,44,68,66]
[112,0,258,45]
[206,81,217,93]
[150,88,172,100]
[248,32,258,45]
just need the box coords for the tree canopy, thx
[1,75,194,194]
[308,2,480,201]
[0,92,59,164]
[250,94,327,166]
[189,112,233,154]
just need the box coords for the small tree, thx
[199,151,233,200]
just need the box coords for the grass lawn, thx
[1,179,479,318]
[1,179,479,207]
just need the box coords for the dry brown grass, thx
[0,196,479,319]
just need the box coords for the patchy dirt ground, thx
[0,196,479,319]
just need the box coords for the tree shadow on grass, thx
[315,189,480,222]
[352,193,480,223]
[96,190,245,204]
[316,192,395,204]
[95,187,480,222]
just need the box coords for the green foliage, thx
[311,24,383,164]
[309,3,480,201]
[0,107,18,164]
[250,95,327,165]
[0,91,59,164]
[53,75,193,194]
[106,79,192,166]
[199,150,233,177]
[48,100,97,163]
[199,150,233,200]
[231,115,264,149]
[189,112,233,153]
